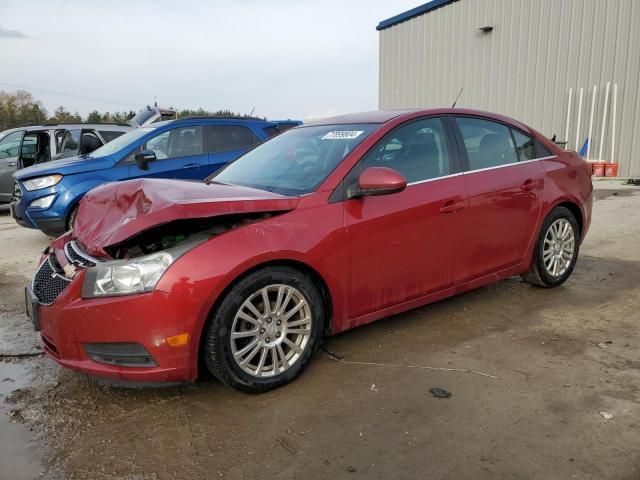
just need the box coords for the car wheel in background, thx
[202,266,325,393]
[522,206,580,288]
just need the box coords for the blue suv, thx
[10,117,300,236]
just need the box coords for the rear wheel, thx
[202,266,324,393]
[522,206,579,287]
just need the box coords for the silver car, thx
[0,123,130,204]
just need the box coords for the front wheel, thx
[202,266,325,393]
[522,206,580,288]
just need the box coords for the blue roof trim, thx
[376,0,459,31]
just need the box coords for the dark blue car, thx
[10,117,300,236]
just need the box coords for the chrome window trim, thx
[402,155,557,187]
[463,155,558,175]
[406,171,464,186]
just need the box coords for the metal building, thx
[377,0,640,177]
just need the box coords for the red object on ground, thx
[32,108,594,384]
[604,163,618,177]
[592,163,606,177]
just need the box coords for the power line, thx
[0,81,146,108]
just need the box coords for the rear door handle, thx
[440,200,465,214]
[183,163,201,169]
[521,179,535,191]
[7,162,16,167]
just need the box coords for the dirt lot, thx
[1,181,639,480]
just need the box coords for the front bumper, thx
[35,273,205,383]
[11,200,68,236]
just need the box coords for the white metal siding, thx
[379,0,640,176]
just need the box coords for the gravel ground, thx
[0,180,639,480]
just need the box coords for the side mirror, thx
[354,166,407,197]
[135,150,156,170]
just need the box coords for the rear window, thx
[210,125,257,152]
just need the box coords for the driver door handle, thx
[440,200,465,214]
[521,179,535,191]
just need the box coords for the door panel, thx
[0,130,24,201]
[346,176,467,318]
[208,148,250,176]
[460,163,544,279]
[129,153,209,180]
[452,116,545,281]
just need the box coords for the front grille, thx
[32,256,71,305]
[64,241,96,268]
[12,182,22,203]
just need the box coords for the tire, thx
[202,266,325,393]
[522,206,580,288]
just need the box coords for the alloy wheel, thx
[230,284,312,378]
[542,218,575,277]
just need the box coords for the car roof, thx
[302,108,532,132]
[148,117,301,129]
[2,124,132,133]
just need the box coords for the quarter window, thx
[512,129,537,161]
[209,125,256,152]
[456,117,518,170]
[359,117,451,183]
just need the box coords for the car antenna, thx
[451,87,464,108]
[249,106,255,117]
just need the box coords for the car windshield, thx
[211,123,377,195]
[86,127,155,158]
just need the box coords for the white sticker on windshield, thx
[322,130,364,140]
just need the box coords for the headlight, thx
[30,194,56,209]
[81,251,174,298]
[23,174,63,191]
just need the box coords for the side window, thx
[210,125,257,153]
[145,126,203,159]
[59,130,82,157]
[359,117,451,183]
[80,131,103,155]
[535,141,553,158]
[511,130,537,161]
[455,117,518,170]
[99,130,125,142]
[0,131,24,159]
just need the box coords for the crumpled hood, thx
[14,154,114,180]
[73,178,299,257]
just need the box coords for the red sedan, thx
[26,109,592,392]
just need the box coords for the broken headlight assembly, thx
[81,243,197,298]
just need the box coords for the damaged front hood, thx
[73,178,299,257]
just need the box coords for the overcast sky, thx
[0,0,422,120]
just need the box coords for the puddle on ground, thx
[0,360,45,480]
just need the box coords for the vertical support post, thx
[611,83,617,164]
[586,85,597,161]
[598,82,610,162]
[575,87,583,152]
[565,88,573,149]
